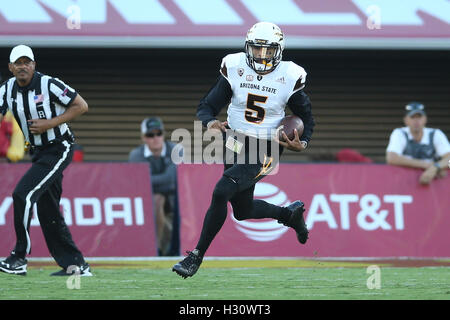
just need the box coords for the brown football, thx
[277,115,304,141]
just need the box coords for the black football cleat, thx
[172,249,203,279]
[279,200,309,244]
[0,252,27,276]
[50,262,93,277]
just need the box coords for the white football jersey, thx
[220,52,306,140]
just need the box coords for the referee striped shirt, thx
[0,71,77,147]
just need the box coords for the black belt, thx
[30,133,74,152]
[32,140,67,151]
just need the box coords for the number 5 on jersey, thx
[245,93,267,124]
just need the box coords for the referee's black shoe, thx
[50,262,93,277]
[0,252,27,276]
[280,200,309,244]
[172,249,203,279]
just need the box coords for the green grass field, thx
[1,258,449,300]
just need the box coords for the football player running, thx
[173,22,315,278]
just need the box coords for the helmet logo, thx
[275,32,283,39]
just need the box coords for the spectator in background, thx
[128,117,180,256]
[310,148,373,163]
[335,148,373,163]
[386,102,450,185]
[72,143,84,162]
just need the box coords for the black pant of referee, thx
[12,140,87,271]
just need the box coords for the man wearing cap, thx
[386,102,450,185]
[129,117,180,256]
[0,45,91,276]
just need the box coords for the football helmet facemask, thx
[245,22,285,74]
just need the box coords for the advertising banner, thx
[0,163,157,257]
[177,163,450,257]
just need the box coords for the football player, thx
[173,22,315,278]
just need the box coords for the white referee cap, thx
[10,45,35,63]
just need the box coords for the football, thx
[277,115,304,141]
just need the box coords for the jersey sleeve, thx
[219,57,230,81]
[0,82,8,116]
[219,53,243,86]
[433,129,450,157]
[286,62,307,97]
[386,128,407,155]
[48,77,77,107]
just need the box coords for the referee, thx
[0,45,91,276]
